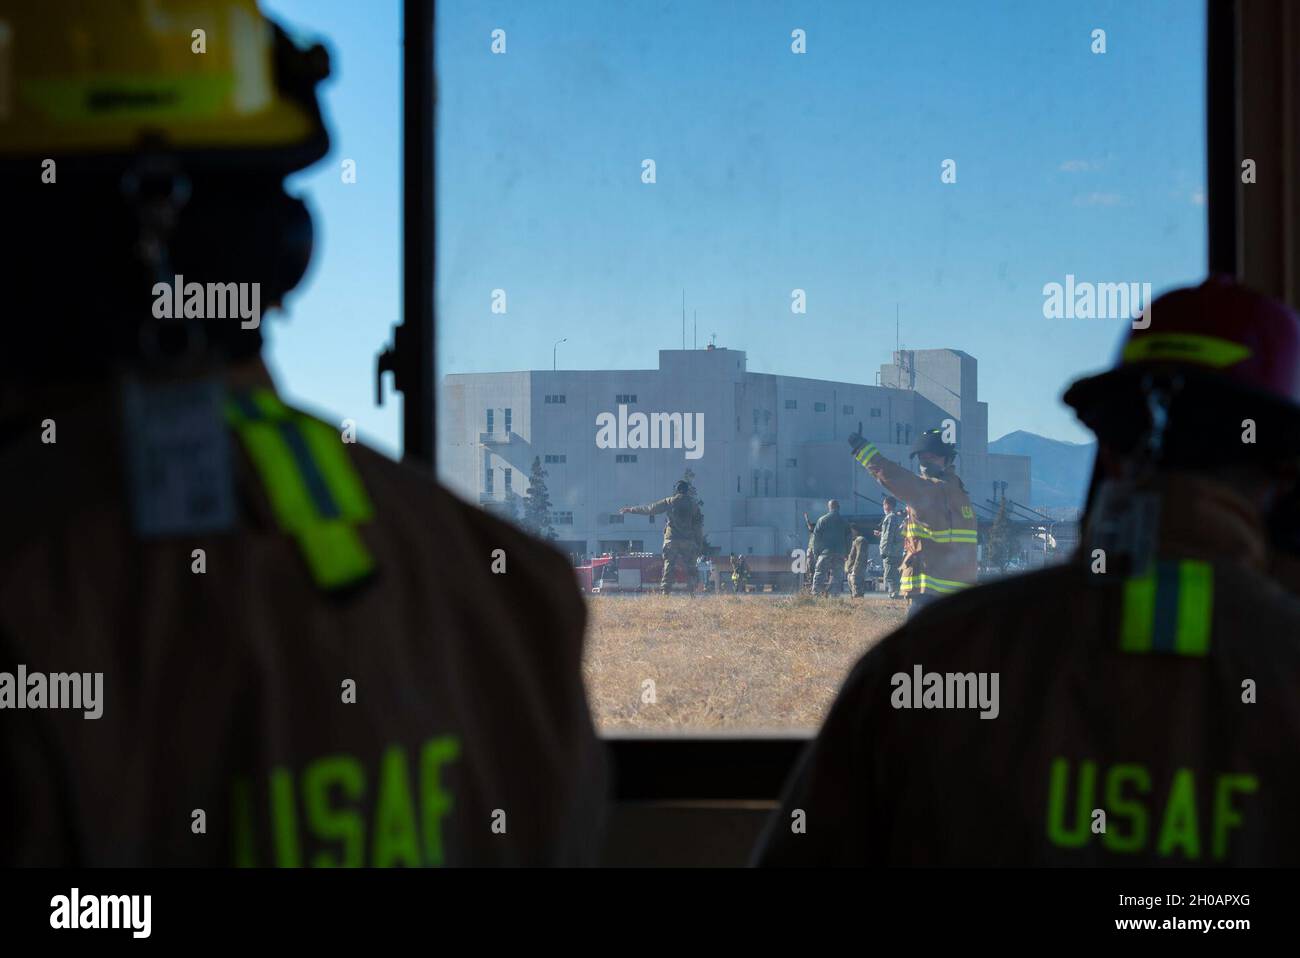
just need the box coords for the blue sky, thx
[262,0,1206,456]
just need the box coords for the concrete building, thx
[440,346,1031,562]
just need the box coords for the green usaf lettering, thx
[303,755,365,867]
[233,736,459,867]
[1046,758,1257,861]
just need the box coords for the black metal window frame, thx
[398,0,1234,801]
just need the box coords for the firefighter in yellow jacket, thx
[0,0,605,866]
[846,427,978,618]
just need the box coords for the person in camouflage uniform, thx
[620,480,703,595]
[803,512,817,593]
[875,495,906,598]
[811,499,852,595]
[844,524,868,597]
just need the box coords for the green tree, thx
[521,456,555,540]
[503,489,522,525]
[986,498,1013,573]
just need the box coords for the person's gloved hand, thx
[847,432,866,453]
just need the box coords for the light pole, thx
[553,337,567,371]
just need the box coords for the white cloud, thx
[1059,159,1101,173]
[1074,192,1122,207]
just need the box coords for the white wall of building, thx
[441,346,1031,559]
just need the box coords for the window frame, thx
[401,0,1238,802]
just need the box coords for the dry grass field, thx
[582,593,907,731]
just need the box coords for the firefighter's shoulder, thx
[838,564,1107,702]
[863,560,1300,685]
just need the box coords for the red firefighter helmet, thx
[1063,276,1300,463]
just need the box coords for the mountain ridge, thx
[988,430,1096,511]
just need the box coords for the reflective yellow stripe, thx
[20,74,238,124]
[225,388,376,591]
[905,524,978,543]
[899,573,972,594]
[1120,560,1213,656]
[854,442,880,467]
[1122,333,1251,369]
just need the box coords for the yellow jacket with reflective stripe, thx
[852,444,978,596]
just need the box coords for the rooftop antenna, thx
[895,303,900,358]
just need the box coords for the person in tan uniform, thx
[619,480,703,595]
[844,524,868,597]
[0,0,605,866]
[755,278,1300,866]
[847,428,978,619]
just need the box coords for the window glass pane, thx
[261,0,402,460]
[435,1,1207,733]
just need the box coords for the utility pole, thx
[553,337,566,371]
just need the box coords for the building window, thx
[504,408,512,434]
[608,513,624,524]
[905,424,912,443]
[544,454,567,464]
[752,471,759,496]
[504,468,512,492]
[553,511,574,525]
[814,402,827,413]
[598,539,645,554]
[784,399,797,410]
[786,458,798,467]
[752,409,760,428]
[616,454,638,463]
[870,407,882,418]
[615,393,637,404]
[485,409,494,433]
[603,539,640,553]
[764,409,771,423]
[896,423,903,443]
[544,394,567,404]
[763,470,771,496]
[842,404,854,415]
[484,465,494,494]
[737,476,741,493]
